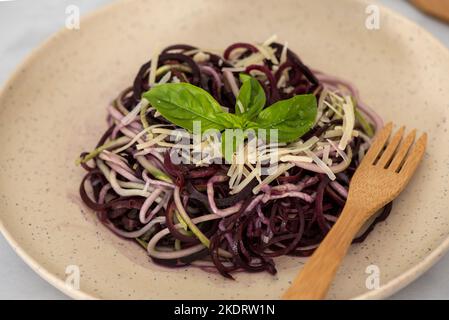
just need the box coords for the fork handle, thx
[282,202,371,300]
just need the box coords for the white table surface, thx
[1,0,448,300]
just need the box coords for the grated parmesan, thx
[338,96,355,150]
[262,34,278,46]
[193,51,210,63]
[304,149,336,180]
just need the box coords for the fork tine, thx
[363,122,393,165]
[377,126,405,168]
[389,129,416,172]
[399,133,427,175]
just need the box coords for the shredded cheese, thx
[230,165,261,195]
[322,144,331,165]
[234,52,266,68]
[280,155,313,163]
[156,64,192,77]
[254,44,279,65]
[280,42,288,64]
[327,139,349,162]
[283,86,294,94]
[228,48,247,61]
[324,129,358,139]
[157,71,172,85]
[193,52,210,63]
[277,74,287,89]
[183,49,200,56]
[338,96,355,150]
[323,100,343,118]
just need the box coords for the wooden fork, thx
[282,123,427,300]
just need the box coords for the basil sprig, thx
[143,75,317,145]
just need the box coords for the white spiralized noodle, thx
[207,176,243,216]
[108,216,166,239]
[96,183,167,239]
[139,188,164,224]
[107,162,143,183]
[294,147,353,177]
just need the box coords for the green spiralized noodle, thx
[140,102,151,130]
[76,136,131,165]
[174,186,210,248]
[136,155,172,183]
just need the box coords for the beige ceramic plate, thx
[1,0,449,300]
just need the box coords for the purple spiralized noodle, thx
[223,42,258,60]
[245,64,279,103]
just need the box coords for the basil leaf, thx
[236,74,266,120]
[143,83,242,133]
[253,94,317,143]
[215,112,246,129]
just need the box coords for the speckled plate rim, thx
[1,0,449,300]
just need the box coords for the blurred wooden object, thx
[410,0,449,24]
